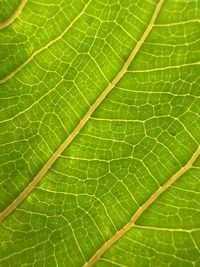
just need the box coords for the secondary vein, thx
[0,0,93,84]
[0,0,28,30]
[83,146,200,267]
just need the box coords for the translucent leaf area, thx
[0,0,200,266]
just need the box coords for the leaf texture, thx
[0,0,200,266]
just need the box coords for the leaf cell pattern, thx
[0,0,200,266]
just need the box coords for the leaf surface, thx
[0,0,200,266]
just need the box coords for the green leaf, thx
[0,0,200,266]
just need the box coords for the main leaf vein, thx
[0,0,165,222]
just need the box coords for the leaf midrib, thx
[0,0,165,222]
